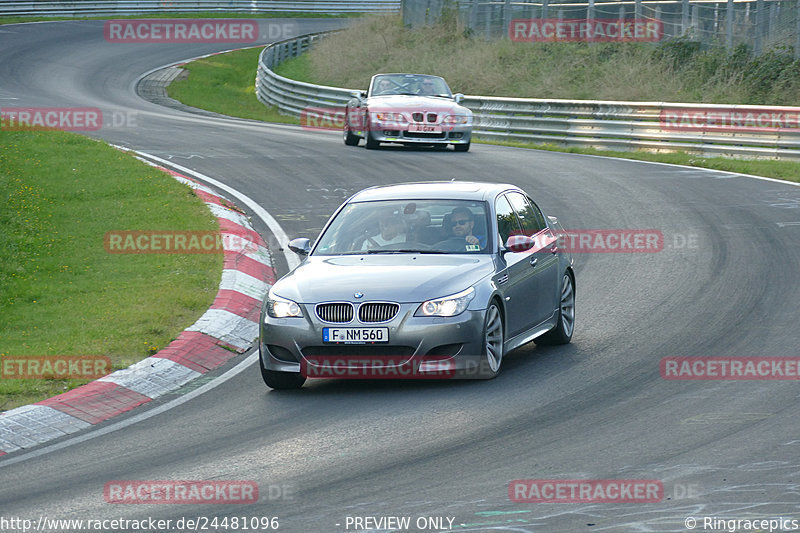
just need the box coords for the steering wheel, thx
[432,236,471,252]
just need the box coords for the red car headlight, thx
[374,112,407,123]
[443,115,471,125]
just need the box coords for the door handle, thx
[529,257,538,268]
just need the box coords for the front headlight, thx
[374,112,406,122]
[415,287,475,317]
[267,294,303,318]
[443,115,471,125]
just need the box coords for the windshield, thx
[314,199,491,255]
[370,75,453,98]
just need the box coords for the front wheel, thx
[343,121,359,146]
[535,272,575,345]
[365,128,380,149]
[260,353,305,390]
[483,302,504,378]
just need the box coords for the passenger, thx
[362,212,407,250]
[375,78,394,95]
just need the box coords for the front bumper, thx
[260,303,491,379]
[369,124,472,145]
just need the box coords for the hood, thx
[272,254,495,304]
[367,95,470,115]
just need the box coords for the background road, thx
[1,19,799,532]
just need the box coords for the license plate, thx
[408,124,442,133]
[323,327,389,344]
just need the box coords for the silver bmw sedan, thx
[259,181,575,389]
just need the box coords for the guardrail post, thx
[682,0,689,35]
[503,0,512,38]
[754,0,764,55]
[726,0,734,50]
[542,0,549,19]
[768,3,777,46]
[796,0,800,59]
[634,0,641,21]
[484,1,491,38]
[469,0,478,30]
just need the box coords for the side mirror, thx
[359,91,368,99]
[453,93,464,104]
[288,237,312,257]
[504,235,536,253]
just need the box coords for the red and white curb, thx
[0,165,275,457]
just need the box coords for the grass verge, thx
[167,47,299,125]
[0,129,221,412]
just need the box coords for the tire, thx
[260,352,305,390]
[343,122,359,146]
[365,128,380,150]
[453,141,470,152]
[482,302,505,378]
[535,272,575,346]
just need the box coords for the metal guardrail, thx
[0,0,400,17]
[256,32,356,116]
[256,32,800,160]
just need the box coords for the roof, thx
[349,181,520,202]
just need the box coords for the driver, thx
[418,78,437,96]
[445,207,485,248]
